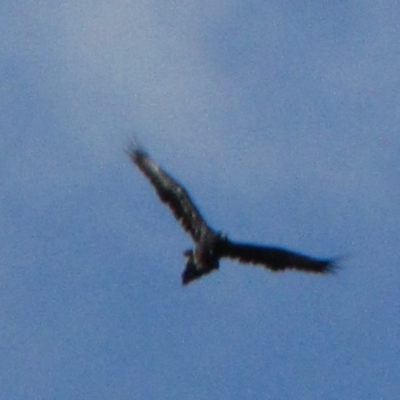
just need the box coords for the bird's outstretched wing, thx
[217,239,335,274]
[127,143,210,242]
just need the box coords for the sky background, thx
[2,1,400,399]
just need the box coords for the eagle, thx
[128,141,336,285]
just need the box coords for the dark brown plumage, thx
[128,141,336,285]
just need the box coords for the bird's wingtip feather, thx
[125,132,148,160]
[325,254,348,274]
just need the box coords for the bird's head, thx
[182,249,202,285]
[181,248,219,285]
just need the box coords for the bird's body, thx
[128,142,336,285]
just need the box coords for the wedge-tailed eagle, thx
[128,142,336,285]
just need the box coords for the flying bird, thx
[128,141,336,285]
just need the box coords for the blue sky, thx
[2,1,400,399]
